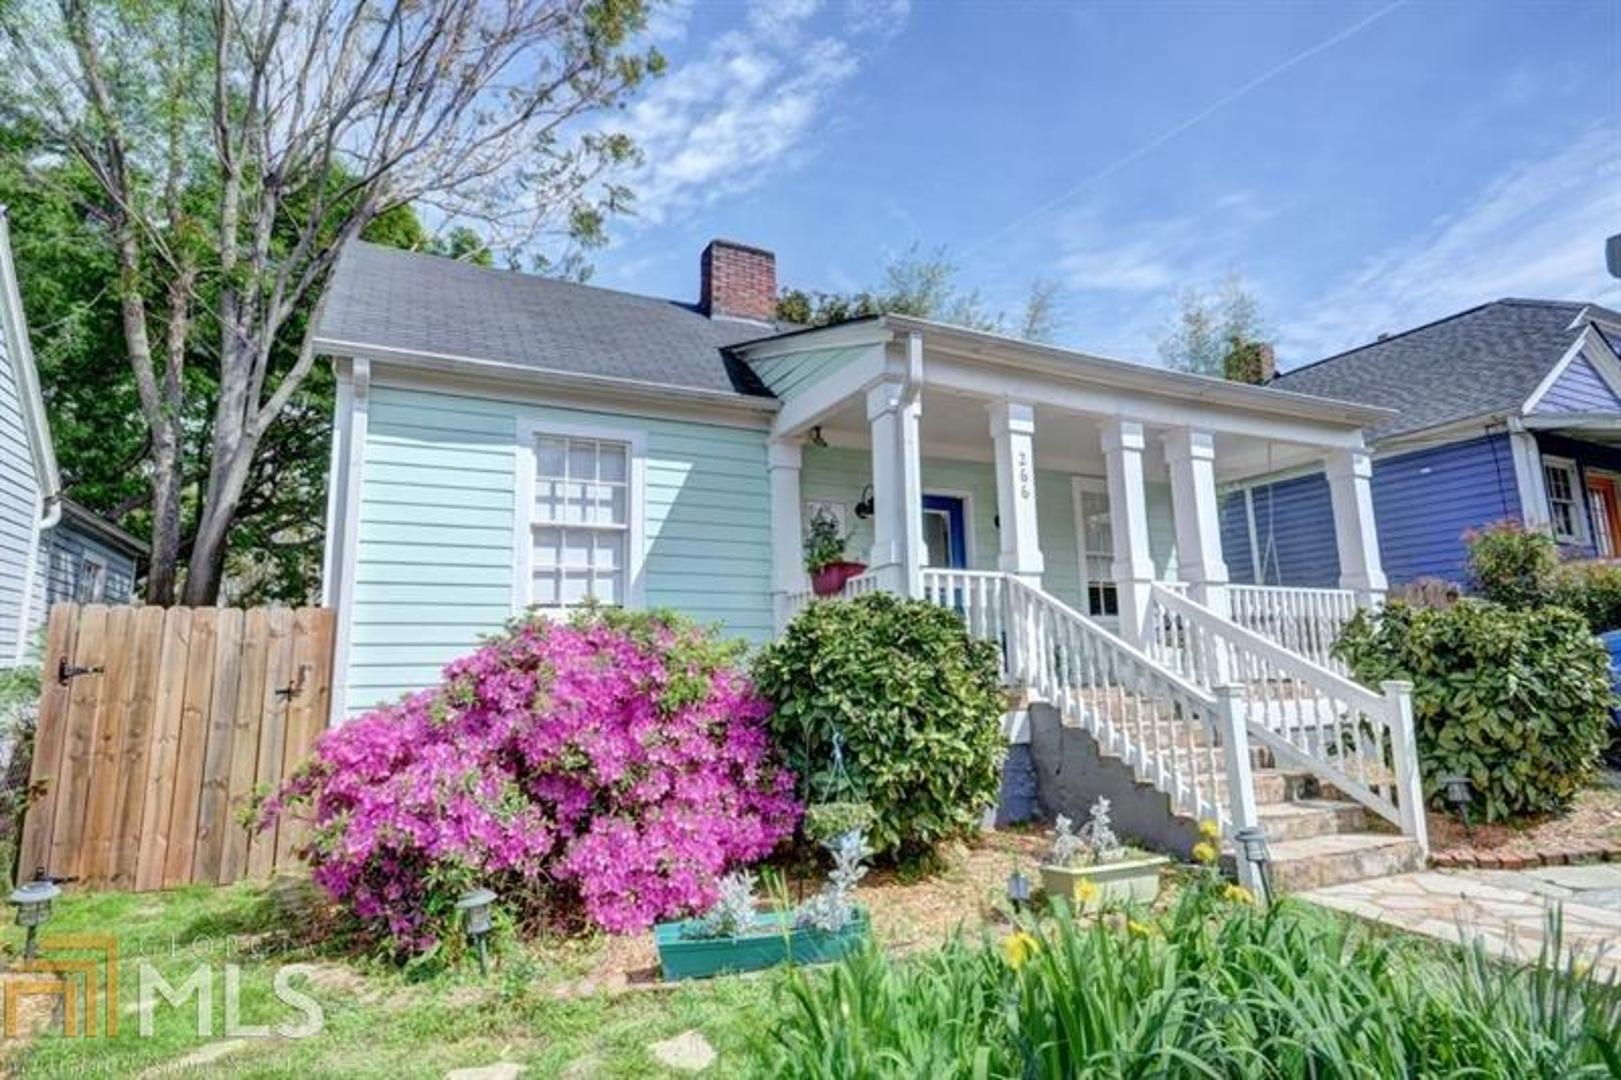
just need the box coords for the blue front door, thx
[922,494,968,569]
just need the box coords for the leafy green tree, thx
[1157,273,1271,382]
[0,0,659,603]
[777,244,1062,341]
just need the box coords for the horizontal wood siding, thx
[1535,355,1621,414]
[1219,492,1255,584]
[747,345,868,401]
[0,308,42,663]
[43,522,138,606]
[346,385,773,716]
[1237,474,1341,588]
[1372,435,1520,584]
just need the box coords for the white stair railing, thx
[922,568,1247,837]
[1226,584,1358,672]
[1145,584,1427,851]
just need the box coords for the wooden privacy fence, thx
[18,604,335,892]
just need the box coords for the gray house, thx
[0,207,61,667]
[42,498,145,607]
[0,210,145,669]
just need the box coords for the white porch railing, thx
[922,568,1253,839]
[780,571,885,626]
[1225,584,1358,672]
[1144,583,1426,851]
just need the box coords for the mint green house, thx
[315,238,1432,892]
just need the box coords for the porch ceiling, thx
[813,387,1334,483]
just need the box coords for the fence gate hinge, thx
[57,657,104,686]
[275,664,311,701]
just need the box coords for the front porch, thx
[738,316,1428,893]
[754,317,1389,658]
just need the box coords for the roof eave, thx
[311,335,781,414]
[879,314,1395,429]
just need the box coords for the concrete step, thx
[1256,798,1367,841]
[1226,833,1426,893]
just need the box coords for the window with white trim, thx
[76,555,107,603]
[530,434,630,608]
[1542,458,1585,543]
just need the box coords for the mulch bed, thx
[1428,783,1621,870]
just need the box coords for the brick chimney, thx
[700,239,776,323]
[1257,342,1277,383]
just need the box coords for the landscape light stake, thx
[1233,826,1273,907]
[1006,868,1032,913]
[457,888,497,975]
[1441,775,1474,839]
[9,877,62,961]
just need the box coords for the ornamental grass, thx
[762,874,1621,1078]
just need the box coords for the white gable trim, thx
[0,210,60,508]
[1520,326,1621,414]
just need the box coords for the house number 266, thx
[1017,450,1032,500]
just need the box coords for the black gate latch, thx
[57,657,104,685]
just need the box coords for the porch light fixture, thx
[809,425,829,449]
[1441,774,1474,837]
[457,887,497,974]
[854,485,874,520]
[9,878,62,960]
[1006,869,1032,912]
[1232,825,1273,907]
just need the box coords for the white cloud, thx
[1281,125,1621,361]
[611,0,907,226]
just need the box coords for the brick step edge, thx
[1430,840,1621,870]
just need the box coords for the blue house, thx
[1236,299,1621,590]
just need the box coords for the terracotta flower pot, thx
[810,561,868,597]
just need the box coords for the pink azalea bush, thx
[264,607,799,953]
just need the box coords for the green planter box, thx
[653,908,869,981]
[1040,855,1169,913]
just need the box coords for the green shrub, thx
[1550,559,1621,634]
[1465,519,1559,608]
[763,884,1621,1077]
[752,593,1005,860]
[1334,600,1611,820]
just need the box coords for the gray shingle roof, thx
[314,241,785,396]
[1269,299,1621,439]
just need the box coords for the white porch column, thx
[866,379,924,597]
[989,401,1044,585]
[1102,418,1156,645]
[1164,428,1230,616]
[1325,447,1388,606]
[768,437,807,631]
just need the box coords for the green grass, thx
[8,872,1620,1077]
[0,881,777,1078]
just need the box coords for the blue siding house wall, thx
[1370,435,1520,584]
[1220,474,1339,588]
[1535,356,1621,414]
[1222,434,1522,589]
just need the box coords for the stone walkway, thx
[1301,864,1621,977]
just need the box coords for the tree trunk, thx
[180,433,258,605]
[145,422,184,606]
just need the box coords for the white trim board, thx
[1521,327,1621,414]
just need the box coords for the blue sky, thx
[591,0,1620,370]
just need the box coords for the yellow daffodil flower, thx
[1198,819,1221,841]
[1223,884,1256,905]
[1191,841,1219,865]
[1002,930,1039,970]
[1127,919,1153,939]
[1074,877,1100,905]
